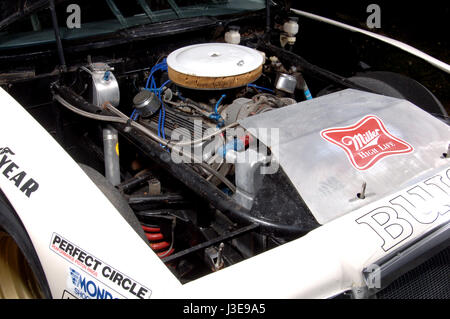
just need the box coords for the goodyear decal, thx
[0,146,39,198]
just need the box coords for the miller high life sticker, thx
[320,115,413,170]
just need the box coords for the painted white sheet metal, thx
[181,166,450,298]
[0,87,448,299]
[0,88,181,299]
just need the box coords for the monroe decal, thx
[321,115,413,170]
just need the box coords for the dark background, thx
[285,0,449,110]
[1,1,448,110]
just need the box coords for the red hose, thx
[157,248,175,258]
[150,241,170,251]
[142,225,161,233]
[145,232,164,241]
[142,224,174,258]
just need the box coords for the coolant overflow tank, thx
[89,62,120,107]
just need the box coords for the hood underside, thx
[0,0,58,30]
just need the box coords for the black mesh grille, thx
[377,247,450,299]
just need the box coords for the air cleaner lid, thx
[167,43,264,89]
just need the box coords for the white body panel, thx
[182,166,450,297]
[0,87,448,298]
[0,88,181,299]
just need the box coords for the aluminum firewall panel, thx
[239,89,450,224]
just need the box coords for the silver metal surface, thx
[358,181,367,199]
[90,63,120,107]
[148,178,161,196]
[103,126,120,186]
[230,148,269,210]
[239,89,450,224]
[223,98,251,125]
[275,73,297,93]
[88,63,121,186]
[133,90,152,108]
[224,96,296,125]
[133,90,159,117]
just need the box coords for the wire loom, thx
[134,59,171,143]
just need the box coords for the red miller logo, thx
[321,115,414,170]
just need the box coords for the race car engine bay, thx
[2,9,448,286]
[48,39,327,282]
